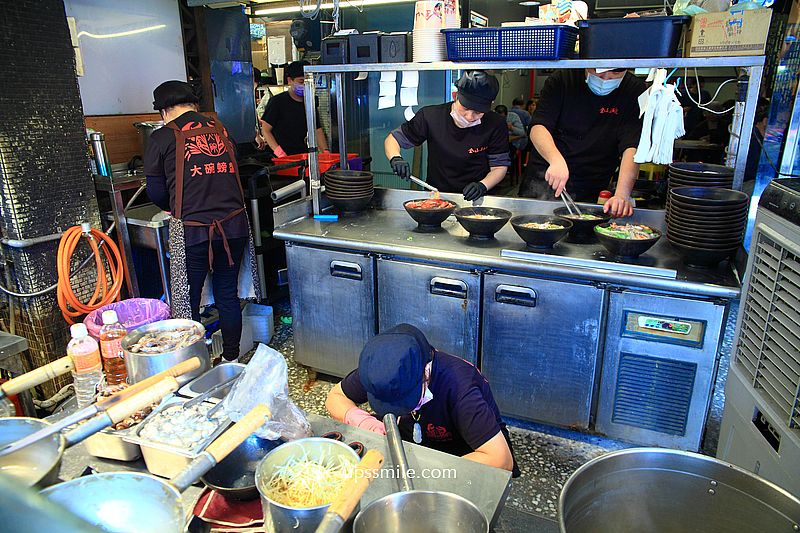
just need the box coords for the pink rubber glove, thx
[344,407,386,435]
[273,145,287,158]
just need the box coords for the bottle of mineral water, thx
[99,310,128,386]
[67,323,103,408]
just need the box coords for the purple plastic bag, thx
[84,298,171,340]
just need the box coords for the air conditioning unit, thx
[718,179,800,497]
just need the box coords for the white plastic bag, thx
[222,343,312,441]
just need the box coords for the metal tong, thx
[560,190,583,217]
[408,175,439,195]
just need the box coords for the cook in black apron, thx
[144,81,260,361]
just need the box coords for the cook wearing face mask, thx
[384,71,510,201]
[520,68,647,218]
[261,61,329,157]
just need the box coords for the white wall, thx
[64,0,187,115]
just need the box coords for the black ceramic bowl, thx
[201,435,280,501]
[403,199,458,232]
[668,162,734,178]
[668,239,738,268]
[666,206,749,224]
[666,231,743,249]
[511,215,573,249]
[553,207,611,243]
[326,192,373,213]
[594,223,661,259]
[669,187,749,207]
[325,169,374,182]
[454,207,512,240]
[324,185,375,197]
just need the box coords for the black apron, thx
[166,120,261,319]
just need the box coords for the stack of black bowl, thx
[668,163,734,190]
[667,187,749,267]
[324,169,374,214]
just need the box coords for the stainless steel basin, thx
[105,203,169,250]
[177,363,245,402]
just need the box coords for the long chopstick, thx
[408,175,439,194]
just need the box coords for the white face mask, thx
[451,108,482,129]
[586,73,623,96]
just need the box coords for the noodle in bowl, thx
[256,438,360,532]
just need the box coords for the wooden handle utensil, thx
[0,356,74,398]
[96,357,202,407]
[105,377,179,423]
[205,403,271,463]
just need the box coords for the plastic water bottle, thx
[67,323,103,408]
[99,310,128,386]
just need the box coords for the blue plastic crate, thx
[442,26,578,61]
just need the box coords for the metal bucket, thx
[558,448,800,533]
[122,319,210,386]
[354,490,489,533]
[255,438,360,533]
[133,121,165,155]
[0,418,63,488]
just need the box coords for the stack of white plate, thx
[412,0,459,62]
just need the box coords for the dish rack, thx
[442,26,578,61]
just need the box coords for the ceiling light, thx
[253,0,416,16]
[519,1,540,5]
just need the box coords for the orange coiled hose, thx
[56,225,125,324]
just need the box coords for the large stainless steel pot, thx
[256,438,360,533]
[353,414,489,533]
[558,447,800,533]
[122,319,209,386]
[41,405,270,533]
[133,121,165,155]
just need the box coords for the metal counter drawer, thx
[286,244,377,377]
[377,259,480,365]
[481,273,604,429]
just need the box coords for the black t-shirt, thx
[144,111,248,246]
[341,351,519,476]
[261,91,321,156]
[526,70,646,201]
[396,103,510,193]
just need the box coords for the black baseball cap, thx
[358,324,434,418]
[285,61,309,80]
[152,80,199,110]
[456,71,500,113]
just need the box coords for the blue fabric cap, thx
[359,324,433,418]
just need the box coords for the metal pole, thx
[109,189,139,297]
[249,197,268,301]
[731,65,764,190]
[779,82,800,178]
[335,72,348,170]
[304,71,322,215]
[154,230,170,306]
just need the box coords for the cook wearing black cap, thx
[521,68,646,218]
[260,61,328,157]
[145,80,257,361]
[384,71,510,201]
[326,324,518,476]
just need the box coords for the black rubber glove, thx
[463,182,488,201]
[390,156,411,180]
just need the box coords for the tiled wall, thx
[0,0,102,396]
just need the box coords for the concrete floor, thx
[252,298,738,527]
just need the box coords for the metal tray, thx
[84,426,141,462]
[176,362,245,403]
[124,395,231,478]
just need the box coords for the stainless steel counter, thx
[57,413,512,529]
[273,189,741,299]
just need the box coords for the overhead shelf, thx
[305,56,765,73]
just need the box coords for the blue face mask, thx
[586,73,623,96]
[292,84,305,97]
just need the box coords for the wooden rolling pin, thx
[0,356,74,399]
[95,356,202,407]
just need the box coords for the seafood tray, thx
[128,326,204,354]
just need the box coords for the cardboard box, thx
[685,8,772,57]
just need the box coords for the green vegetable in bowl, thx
[597,223,657,240]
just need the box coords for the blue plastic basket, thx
[442,26,578,61]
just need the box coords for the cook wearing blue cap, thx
[326,324,518,476]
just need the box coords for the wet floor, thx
[248,298,738,526]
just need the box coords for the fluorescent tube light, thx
[254,0,415,16]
